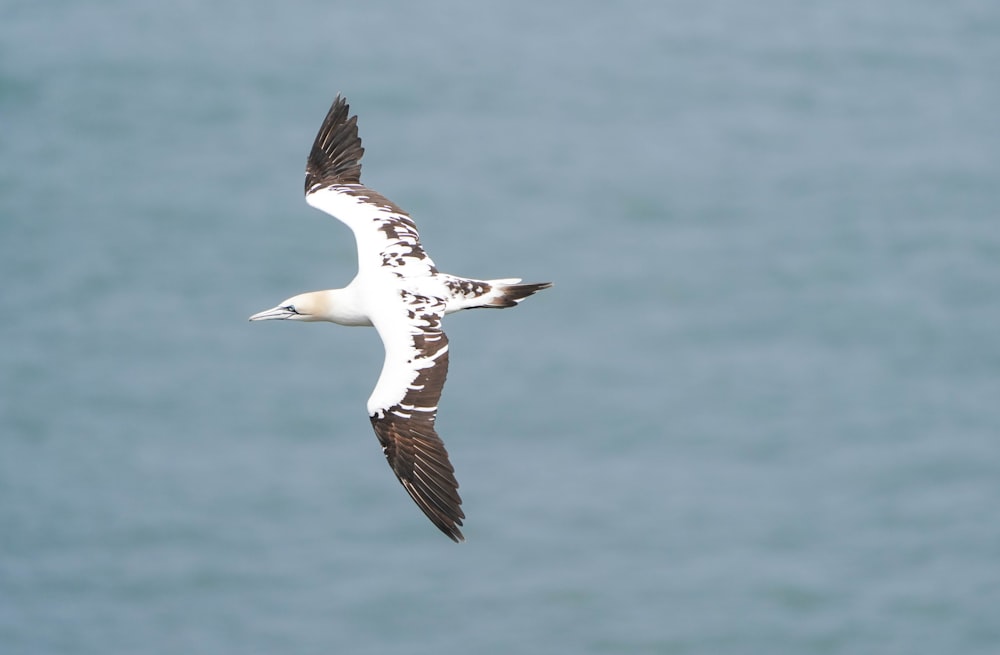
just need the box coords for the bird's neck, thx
[315,288,372,326]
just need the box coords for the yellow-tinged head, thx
[248,291,331,323]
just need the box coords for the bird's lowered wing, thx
[366,290,464,542]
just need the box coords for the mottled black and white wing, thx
[367,292,464,541]
[304,95,437,278]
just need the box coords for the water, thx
[2,1,999,653]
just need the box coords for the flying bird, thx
[250,95,551,541]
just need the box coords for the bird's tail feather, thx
[480,278,553,308]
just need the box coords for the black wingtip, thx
[304,94,365,194]
[436,517,466,543]
[399,475,466,542]
[369,417,467,542]
[424,502,465,542]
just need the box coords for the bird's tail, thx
[443,276,552,313]
[480,278,553,308]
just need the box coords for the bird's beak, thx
[249,305,294,321]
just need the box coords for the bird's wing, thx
[366,290,464,542]
[303,95,437,277]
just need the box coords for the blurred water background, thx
[2,1,999,653]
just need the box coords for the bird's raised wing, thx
[304,95,437,278]
[366,290,464,542]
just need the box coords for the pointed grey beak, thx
[249,305,294,321]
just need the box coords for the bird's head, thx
[249,292,327,322]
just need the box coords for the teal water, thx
[3,1,999,653]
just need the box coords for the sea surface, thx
[2,1,999,653]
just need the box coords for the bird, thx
[249,95,551,542]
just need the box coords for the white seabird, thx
[250,95,551,542]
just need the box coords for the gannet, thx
[250,95,551,542]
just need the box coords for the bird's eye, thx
[284,305,298,314]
